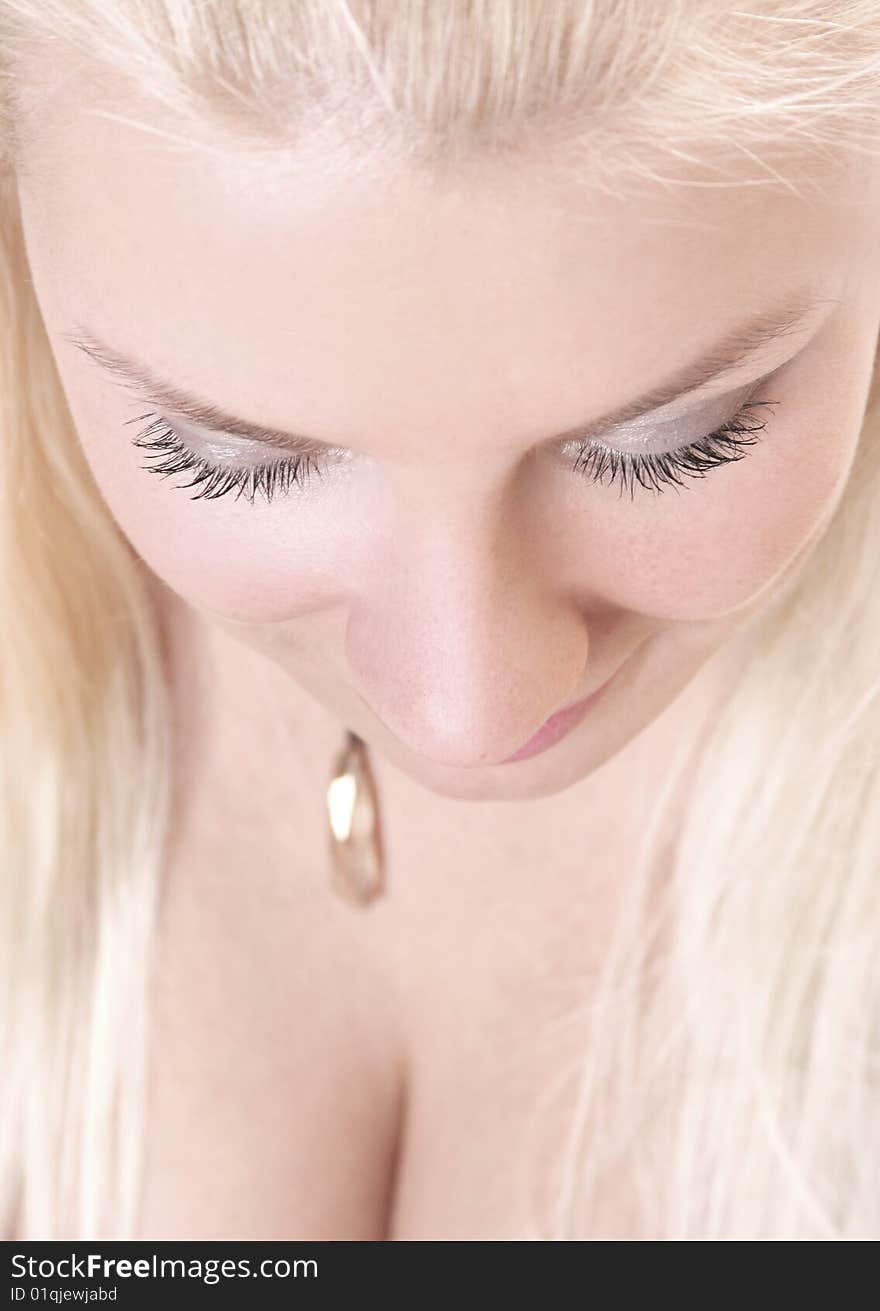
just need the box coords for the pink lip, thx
[501,681,609,764]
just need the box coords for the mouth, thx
[501,679,610,764]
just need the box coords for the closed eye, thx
[126,411,333,503]
[125,396,779,506]
[566,397,780,499]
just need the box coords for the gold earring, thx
[326,730,385,906]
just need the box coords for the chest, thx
[132,834,640,1241]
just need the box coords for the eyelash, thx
[569,397,780,500]
[126,412,327,504]
[126,397,780,506]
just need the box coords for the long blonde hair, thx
[2,0,880,1240]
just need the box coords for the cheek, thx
[580,296,879,621]
[571,416,859,621]
[61,376,358,622]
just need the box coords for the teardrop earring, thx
[326,729,385,905]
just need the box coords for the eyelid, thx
[171,415,351,464]
[566,375,771,459]
[154,354,785,469]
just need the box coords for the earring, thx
[326,730,385,905]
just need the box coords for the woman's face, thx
[13,72,880,801]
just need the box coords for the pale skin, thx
[10,56,880,1236]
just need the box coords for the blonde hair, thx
[1,0,880,1240]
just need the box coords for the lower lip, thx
[501,682,608,764]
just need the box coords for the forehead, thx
[15,65,871,458]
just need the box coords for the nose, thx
[345,510,589,768]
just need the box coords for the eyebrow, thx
[63,288,837,456]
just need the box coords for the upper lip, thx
[550,680,605,719]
